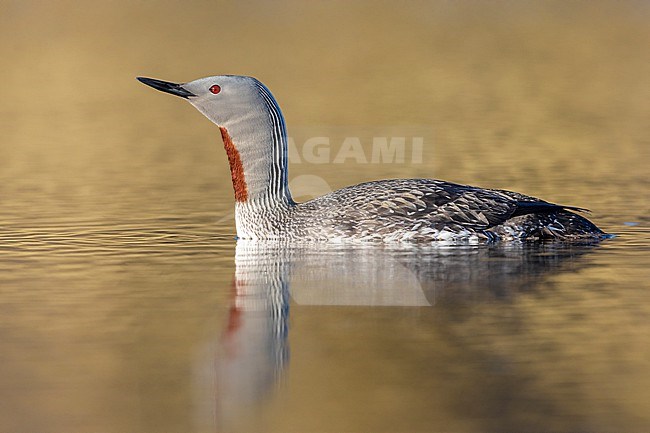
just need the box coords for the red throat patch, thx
[219,127,248,202]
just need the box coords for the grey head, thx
[137,74,291,207]
[136,75,272,131]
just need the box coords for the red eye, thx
[209,84,221,94]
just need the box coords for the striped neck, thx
[219,82,293,208]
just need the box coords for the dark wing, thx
[510,201,588,217]
[334,179,584,232]
[410,184,520,231]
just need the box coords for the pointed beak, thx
[136,77,196,98]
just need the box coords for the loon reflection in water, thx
[197,241,600,431]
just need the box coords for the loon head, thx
[137,75,290,206]
[137,75,268,129]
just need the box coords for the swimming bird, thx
[137,75,607,242]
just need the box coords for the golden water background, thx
[0,1,649,432]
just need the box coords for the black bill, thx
[136,77,196,98]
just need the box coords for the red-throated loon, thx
[137,75,607,243]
